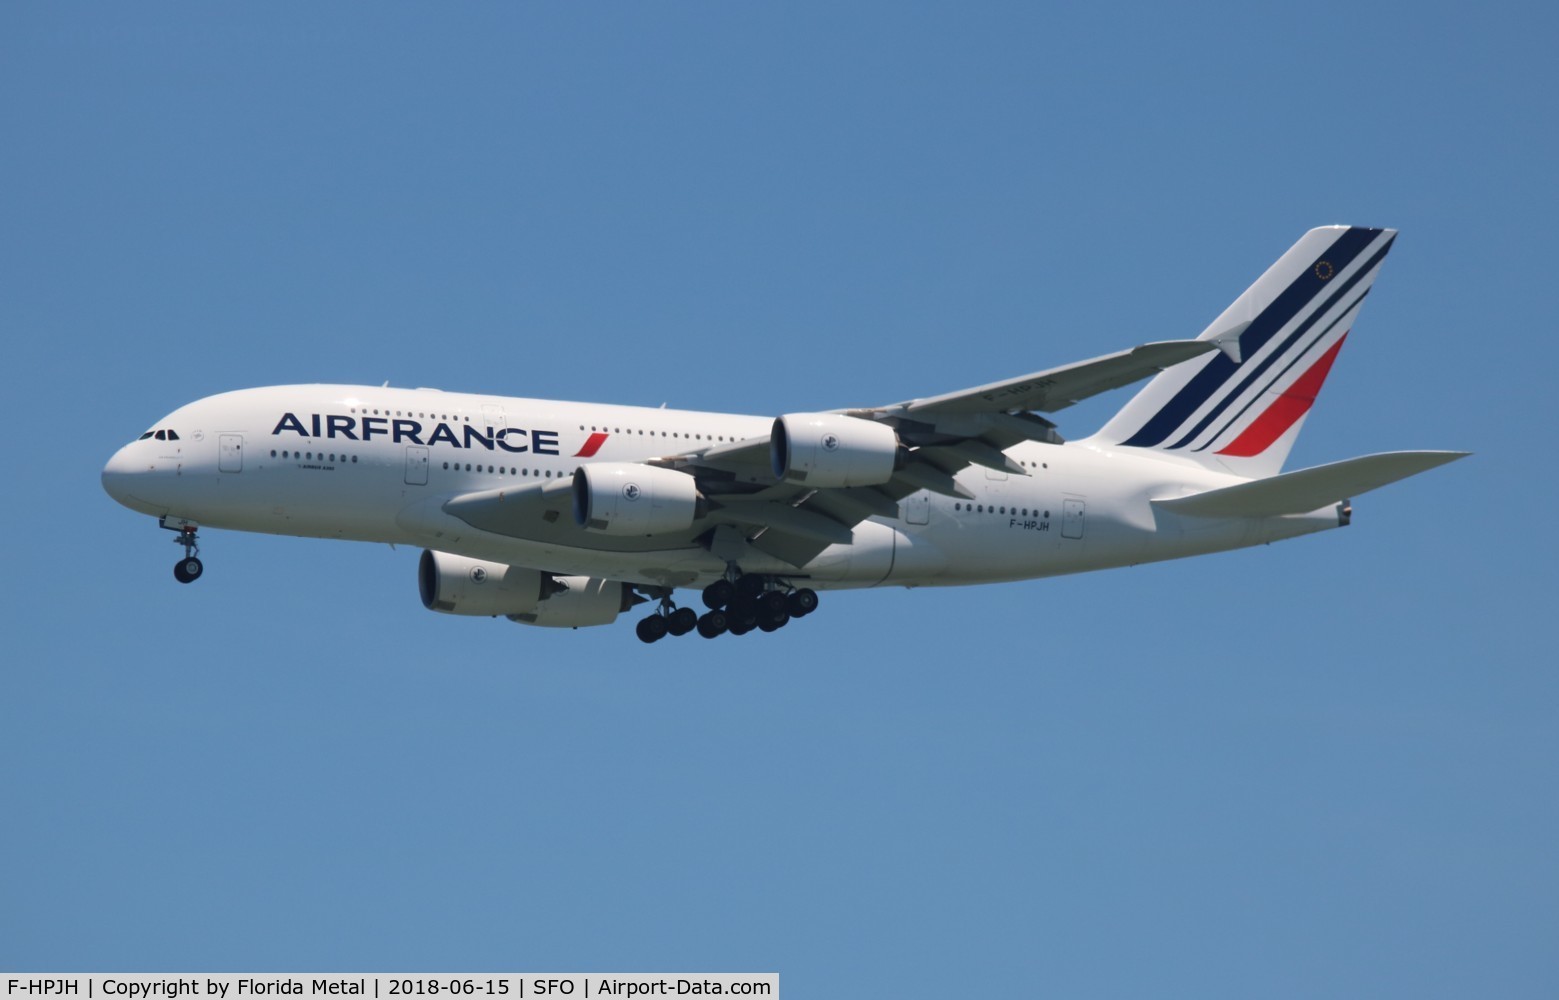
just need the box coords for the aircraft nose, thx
[102,443,161,514]
[102,444,136,502]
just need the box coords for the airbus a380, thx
[103,226,1466,643]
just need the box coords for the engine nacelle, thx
[509,576,633,628]
[419,549,546,617]
[572,462,703,536]
[771,412,899,488]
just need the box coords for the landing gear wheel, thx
[635,615,669,644]
[173,557,203,584]
[702,579,735,610]
[758,610,790,632]
[758,591,788,617]
[667,607,699,636]
[726,598,759,633]
[735,574,767,600]
[787,588,818,618]
[696,610,727,638]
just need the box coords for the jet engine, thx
[418,549,547,617]
[572,462,703,536]
[508,575,635,628]
[420,550,635,628]
[771,412,900,488]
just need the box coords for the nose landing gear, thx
[161,517,204,584]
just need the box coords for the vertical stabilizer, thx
[1091,225,1397,479]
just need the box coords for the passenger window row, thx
[270,450,358,463]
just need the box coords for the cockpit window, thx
[155,430,167,440]
[166,430,180,440]
[138,432,154,440]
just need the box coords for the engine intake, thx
[771,412,900,488]
[418,550,547,617]
[572,462,703,536]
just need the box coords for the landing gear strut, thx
[163,518,204,584]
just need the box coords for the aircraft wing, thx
[886,340,1219,416]
[440,338,1215,571]
[656,338,1218,567]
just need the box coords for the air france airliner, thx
[103,226,1466,642]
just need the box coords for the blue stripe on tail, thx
[1174,237,1394,450]
[1119,227,1385,449]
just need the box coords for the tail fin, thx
[1092,225,1398,479]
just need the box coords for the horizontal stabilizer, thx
[1153,451,1469,518]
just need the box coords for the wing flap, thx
[891,461,975,499]
[822,486,903,521]
[690,436,770,469]
[747,528,832,569]
[707,500,855,545]
[918,439,1030,477]
[1153,451,1469,518]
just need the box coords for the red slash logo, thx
[574,432,609,458]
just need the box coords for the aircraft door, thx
[219,434,243,473]
[405,446,429,486]
[902,494,930,526]
[1062,498,1086,539]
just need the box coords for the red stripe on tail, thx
[1216,334,1347,458]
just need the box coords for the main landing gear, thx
[162,518,204,584]
[633,572,819,644]
[635,592,716,644]
[634,601,699,644]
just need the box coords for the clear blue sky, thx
[3,3,1555,995]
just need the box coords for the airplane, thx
[102,225,1467,643]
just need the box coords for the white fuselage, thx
[102,385,1342,592]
